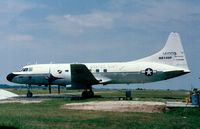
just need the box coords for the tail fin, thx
[137,32,189,71]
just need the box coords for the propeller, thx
[45,67,63,94]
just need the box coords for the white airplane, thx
[7,32,190,98]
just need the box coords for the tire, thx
[81,90,94,98]
[27,92,33,98]
[81,91,88,98]
[88,91,94,98]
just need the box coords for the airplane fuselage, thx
[7,61,188,87]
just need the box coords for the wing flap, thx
[93,74,111,84]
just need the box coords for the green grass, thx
[6,88,189,102]
[94,89,189,102]
[6,88,71,95]
[0,89,199,129]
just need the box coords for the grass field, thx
[0,88,200,129]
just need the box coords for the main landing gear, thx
[81,89,94,98]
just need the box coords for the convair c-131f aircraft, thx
[7,32,190,98]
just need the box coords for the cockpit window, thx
[21,67,32,72]
[23,68,28,72]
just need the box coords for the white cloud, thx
[7,34,33,42]
[0,0,43,27]
[42,1,200,36]
[0,0,33,14]
[46,12,121,35]
[109,0,200,32]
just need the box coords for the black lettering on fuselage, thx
[163,52,177,56]
[159,56,172,60]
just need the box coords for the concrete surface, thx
[0,89,18,100]
[62,101,166,113]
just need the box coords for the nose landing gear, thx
[27,84,33,98]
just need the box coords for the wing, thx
[70,64,99,85]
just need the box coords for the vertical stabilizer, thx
[137,32,189,71]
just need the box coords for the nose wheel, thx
[27,85,33,98]
[27,91,33,97]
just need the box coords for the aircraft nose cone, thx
[6,73,17,82]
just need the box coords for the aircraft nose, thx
[6,73,17,82]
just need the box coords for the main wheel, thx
[81,90,94,98]
[27,91,33,98]
[81,91,87,98]
[88,90,94,98]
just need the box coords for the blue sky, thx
[1,0,200,89]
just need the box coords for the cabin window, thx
[103,69,107,72]
[65,70,69,72]
[29,67,33,72]
[96,69,99,73]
